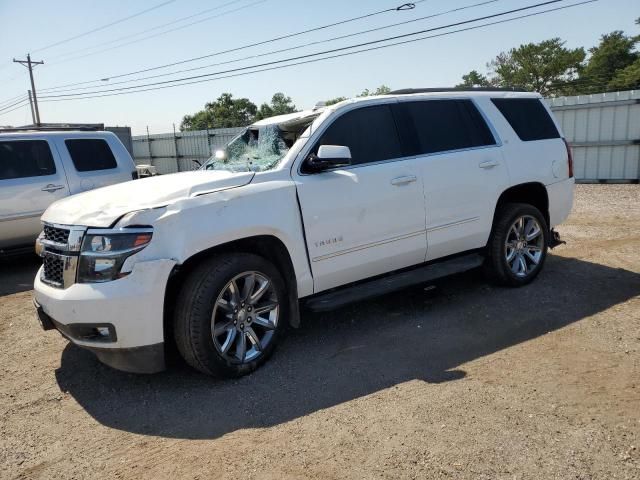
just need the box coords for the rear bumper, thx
[546,177,575,228]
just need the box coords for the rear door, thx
[294,103,428,293]
[0,138,70,249]
[53,135,134,193]
[394,98,510,261]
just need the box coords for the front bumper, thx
[34,258,176,374]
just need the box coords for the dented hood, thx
[42,170,254,227]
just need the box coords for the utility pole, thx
[13,54,44,125]
[27,90,36,125]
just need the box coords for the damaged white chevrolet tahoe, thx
[33,89,575,377]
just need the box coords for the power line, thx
[0,0,258,104]
[40,1,598,103]
[39,1,426,92]
[40,0,573,99]
[0,96,29,112]
[0,100,30,116]
[43,0,501,95]
[0,92,28,108]
[46,0,248,61]
[31,0,177,54]
[47,0,267,65]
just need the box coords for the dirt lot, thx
[0,184,638,480]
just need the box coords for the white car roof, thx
[0,130,117,139]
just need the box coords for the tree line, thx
[458,19,639,95]
[179,86,391,131]
[181,21,639,131]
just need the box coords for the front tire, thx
[484,203,549,287]
[174,253,287,377]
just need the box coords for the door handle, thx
[391,175,417,186]
[479,160,500,169]
[41,184,65,193]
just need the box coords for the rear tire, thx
[484,203,548,287]
[174,253,287,377]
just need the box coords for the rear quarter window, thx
[0,140,56,180]
[491,98,560,141]
[65,139,117,172]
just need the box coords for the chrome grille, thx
[39,223,85,289]
[43,225,70,244]
[43,255,64,286]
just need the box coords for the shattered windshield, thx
[201,125,291,173]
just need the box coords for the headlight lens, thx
[78,230,152,283]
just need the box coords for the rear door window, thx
[65,139,117,172]
[491,98,560,141]
[311,104,403,167]
[0,140,56,180]
[396,100,496,156]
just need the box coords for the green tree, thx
[489,38,585,95]
[180,93,258,131]
[255,92,298,120]
[358,85,392,97]
[579,30,639,93]
[456,70,494,88]
[608,59,640,90]
[324,96,347,106]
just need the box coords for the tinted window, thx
[0,140,55,180]
[398,100,496,156]
[65,139,117,172]
[491,98,560,141]
[312,105,402,167]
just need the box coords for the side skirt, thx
[304,253,484,312]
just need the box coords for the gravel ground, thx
[0,184,638,480]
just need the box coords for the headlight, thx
[78,229,153,283]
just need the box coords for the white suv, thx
[0,130,137,254]
[33,90,575,377]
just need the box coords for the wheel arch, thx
[492,182,550,229]
[163,235,301,353]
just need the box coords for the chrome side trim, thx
[312,230,426,263]
[427,217,480,233]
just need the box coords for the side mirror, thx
[306,145,352,172]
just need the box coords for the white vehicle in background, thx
[0,129,137,254]
[33,89,575,378]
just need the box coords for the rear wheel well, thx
[493,183,549,228]
[163,236,300,359]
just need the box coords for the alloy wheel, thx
[211,271,279,364]
[504,215,545,278]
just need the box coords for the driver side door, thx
[293,103,428,293]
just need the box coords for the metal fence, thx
[133,90,640,181]
[106,126,133,156]
[132,127,243,174]
[547,90,640,182]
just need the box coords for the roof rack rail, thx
[389,87,530,95]
[0,123,105,133]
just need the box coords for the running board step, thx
[305,253,484,312]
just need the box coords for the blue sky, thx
[0,0,637,134]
